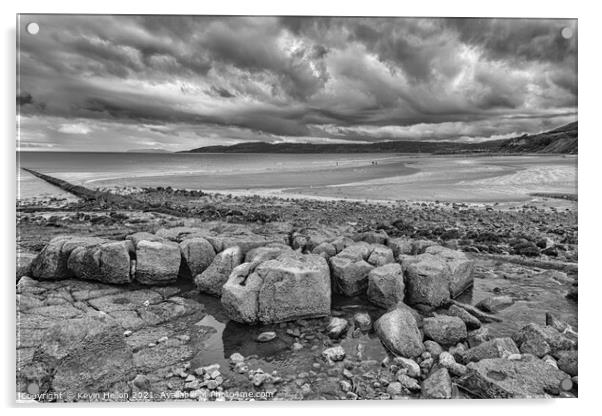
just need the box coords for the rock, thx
[353,312,372,332]
[446,304,481,330]
[512,323,576,358]
[393,357,420,378]
[312,242,337,258]
[245,244,293,263]
[459,356,570,398]
[179,237,216,278]
[388,238,436,257]
[423,316,467,346]
[134,239,182,285]
[556,350,578,376]
[402,253,450,308]
[357,230,388,245]
[374,307,424,358]
[222,252,331,324]
[421,368,452,399]
[133,374,151,390]
[423,245,474,297]
[475,295,514,313]
[127,231,164,245]
[204,224,284,254]
[291,227,340,252]
[229,353,245,363]
[467,327,491,347]
[256,253,331,324]
[327,317,349,339]
[424,340,444,358]
[330,246,375,296]
[220,263,262,323]
[367,263,405,309]
[450,300,502,323]
[386,381,403,396]
[397,374,421,391]
[366,245,395,267]
[19,317,135,398]
[322,346,346,362]
[195,246,243,296]
[30,236,107,280]
[67,240,134,284]
[17,252,36,280]
[438,351,467,376]
[462,338,520,363]
[545,313,578,342]
[256,331,277,342]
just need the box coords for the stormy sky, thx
[17,15,577,152]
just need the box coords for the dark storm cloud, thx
[17,15,577,151]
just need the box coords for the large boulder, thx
[179,237,216,278]
[134,239,182,285]
[195,246,243,296]
[367,263,405,308]
[68,240,134,284]
[401,245,474,308]
[423,315,467,346]
[401,253,450,308]
[30,236,107,280]
[374,306,424,358]
[512,323,576,358]
[18,317,135,399]
[221,263,263,323]
[330,242,395,296]
[221,252,331,324]
[424,245,474,297]
[245,244,293,264]
[459,356,570,398]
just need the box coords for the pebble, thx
[292,342,304,351]
[123,330,132,337]
[386,381,403,396]
[257,331,277,342]
[229,352,245,363]
[322,345,346,362]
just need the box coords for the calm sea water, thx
[16,152,404,199]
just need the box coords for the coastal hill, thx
[182,122,577,154]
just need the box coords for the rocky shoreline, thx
[17,212,578,401]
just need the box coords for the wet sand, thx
[20,153,577,204]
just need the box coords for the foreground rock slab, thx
[459,356,570,398]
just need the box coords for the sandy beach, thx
[19,153,577,204]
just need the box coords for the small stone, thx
[393,356,421,378]
[343,369,354,379]
[386,381,403,396]
[292,342,304,351]
[421,368,452,399]
[322,345,346,362]
[158,336,168,343]
[339,380,352,392]
[123,330,133,337]
[256,331,277,342]
[353,312,372,332]
[229,352,245,363]
[133,374,150,390]
[397,374,421,391]
[424,340,444,358]
[327,317,349,339]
